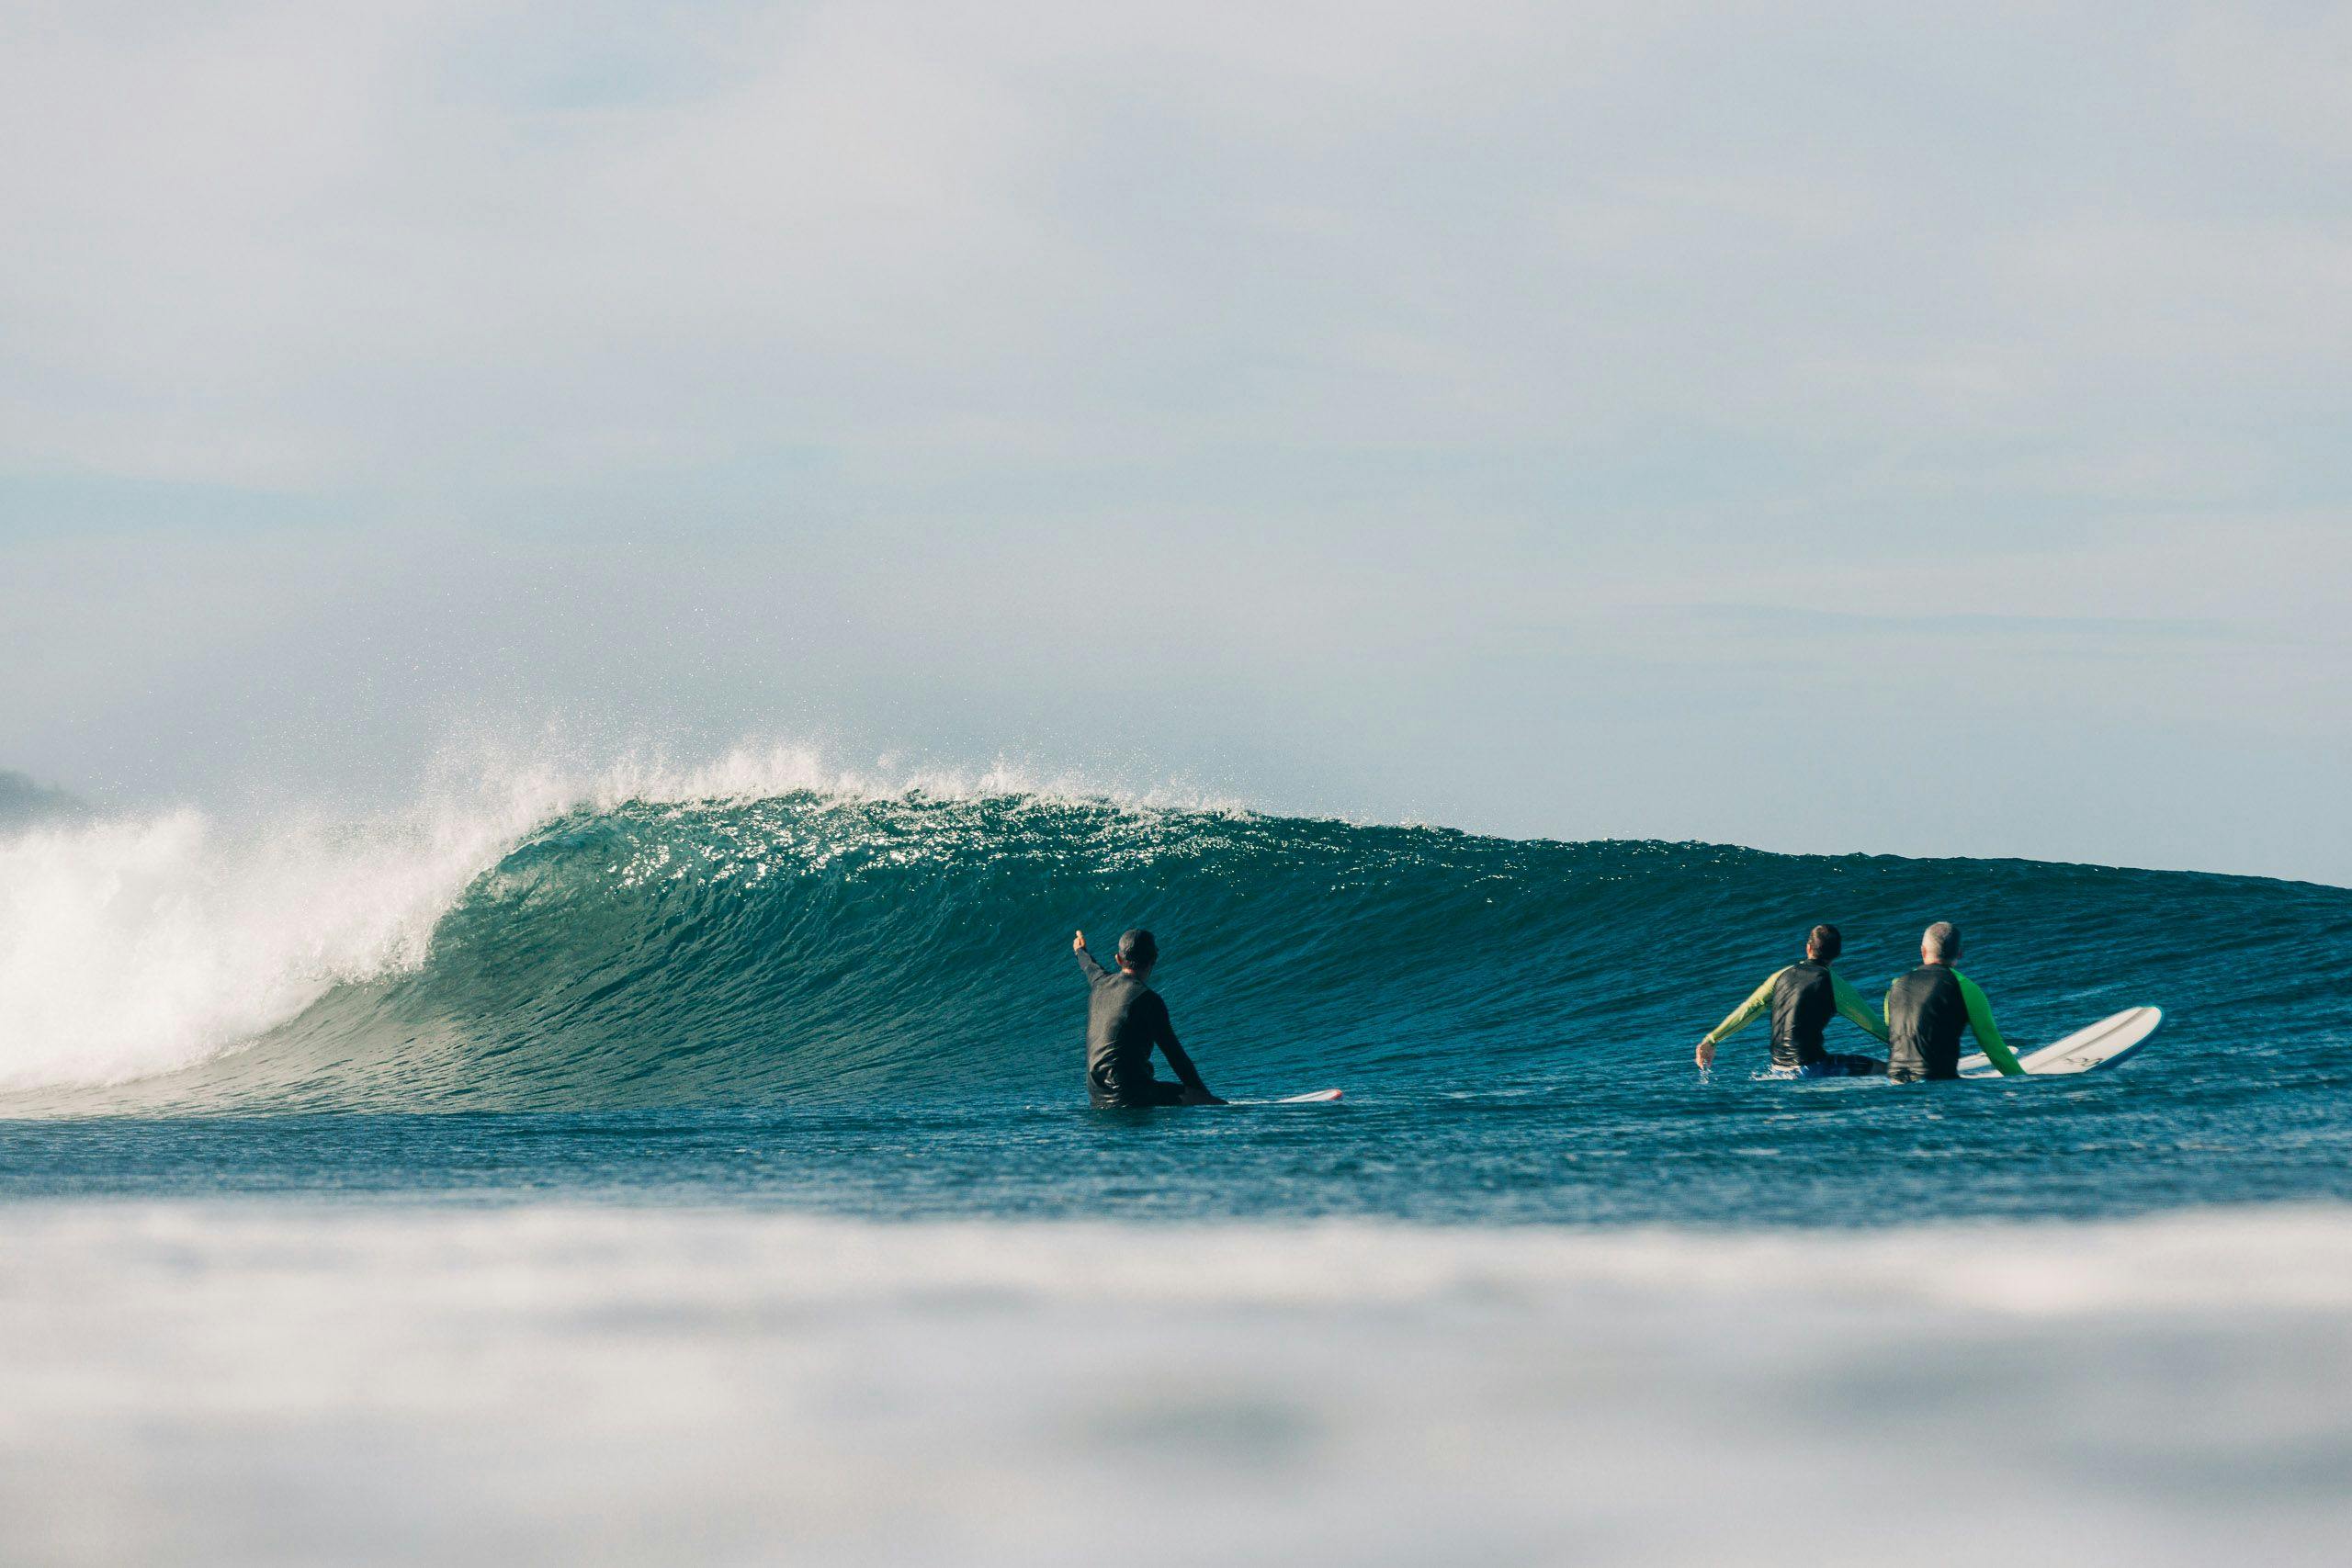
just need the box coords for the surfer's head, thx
[1921,921,1962,964]
[1115,928,1159,975]
[1805,924,1843,962]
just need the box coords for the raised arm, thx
[1696,969,1783,1067]
[1831,970,1892,1044]
[1955,972,2024,1077]
[1150,996,1223,1104]
[1072,929,1107,983]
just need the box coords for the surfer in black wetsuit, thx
[1882,921,2022,1081]
[1073,928,1224,1107]
[1696,923,1890,1076]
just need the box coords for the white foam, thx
[0,740,1247,1089]
[562,739,1250,816]
[3,1203,2347,1566]
[0,799,534,1089]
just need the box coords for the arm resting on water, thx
[1955,972,2024,1077]
[1695,969,1782,1067]
[1152,999,1221,1103]
[1832,971,1892,1044]
[1702,970,1782,1047]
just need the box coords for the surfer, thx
[1695,923,1890,1076]
[1883,921,2023,1080]
[1072,928,1226,1108]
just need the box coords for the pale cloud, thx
[5,0,2346,492]
[2,1,2347,880]
[2169,6,2352,161]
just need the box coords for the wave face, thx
[6,779,2349,1116]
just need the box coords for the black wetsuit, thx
[1077,948,1211,1108]
[1769,961,1885,1077]
[1884,964,1970,1083]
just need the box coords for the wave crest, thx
[6,746,2346,1111]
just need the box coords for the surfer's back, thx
[1082,964,1170,1105]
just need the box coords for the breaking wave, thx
[4,747,2346,1111]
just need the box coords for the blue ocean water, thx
[8,782,2352,1566]
[7,790,2348,1219]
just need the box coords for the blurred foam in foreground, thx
[4,1203,2348,1566]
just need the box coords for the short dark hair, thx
[1116,929,1159,967]
[1807,923,1843,961]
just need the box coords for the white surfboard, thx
[1221,1089,1345,1104]
[1960,1006,2162,1077]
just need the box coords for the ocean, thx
[5,761,2349,1563]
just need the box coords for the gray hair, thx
[1922,921,1962,962]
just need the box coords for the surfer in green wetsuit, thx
[1696,923,1890,1075]
[1073,928,1225,1108]
[1883,921,2023,1081]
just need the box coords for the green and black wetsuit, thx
[1702,961,1891,1075]
[1883,964,2022,1081]
[1076,947,1213,1108]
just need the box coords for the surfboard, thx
[1959,1006,2162,1077]
[1221,1089,1345,1104]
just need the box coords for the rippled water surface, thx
[6,791,2349,1563]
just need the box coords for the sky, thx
[3,0,2348,882]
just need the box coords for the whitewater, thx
[5,749,2350,1564]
